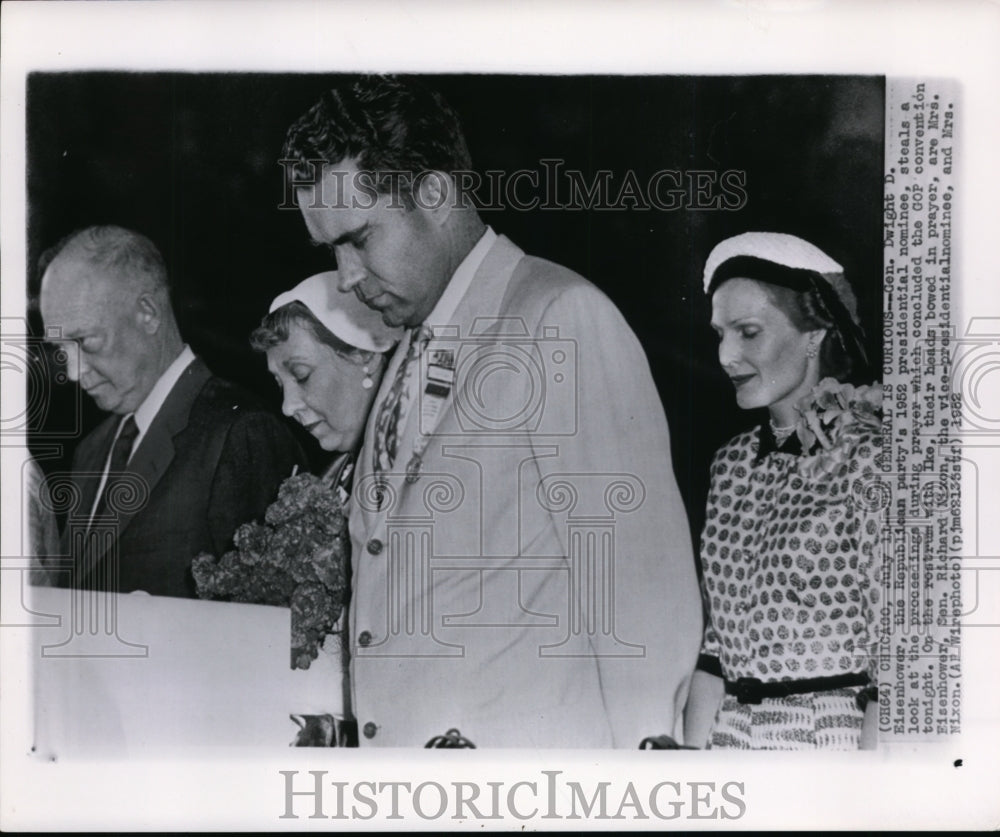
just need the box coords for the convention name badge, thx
[408,347,456,482]
[422,347,455,419]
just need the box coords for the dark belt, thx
[724,672,871,705]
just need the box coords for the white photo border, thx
[2,0,999,830]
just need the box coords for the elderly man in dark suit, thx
[39,225,306,598]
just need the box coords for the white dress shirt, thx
[391,226,498,424]
[423,226,497,332]
[88,345,196,521]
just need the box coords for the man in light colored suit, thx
[282,77,701,747]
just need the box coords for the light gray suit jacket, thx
[347,234,701,747]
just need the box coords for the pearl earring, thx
[806,342,818,359]
[362,362,374,390]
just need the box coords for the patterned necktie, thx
[335,459,355,508]
[92,414,139,522]
[372,325,432,478]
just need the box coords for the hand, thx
[683,670,725,749]
[638,734,698,750]
[859,701,879,750]
[290,713,338,747]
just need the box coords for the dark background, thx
[25,73,885,542]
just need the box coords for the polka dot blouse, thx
[699,423,883,683]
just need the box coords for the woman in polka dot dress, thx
[683,232,884,750]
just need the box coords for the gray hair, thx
[40,225,170,297]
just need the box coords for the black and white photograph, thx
[1,1,997,830]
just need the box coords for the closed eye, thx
[338,232,370,253]
[286,362,313,385]
[325,221,372,251]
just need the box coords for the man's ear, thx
[136,292,163,334]
[413,170,454,226]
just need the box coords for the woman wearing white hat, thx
[251,271,403,495]
[684,232,884,750]
[249,271,403,745]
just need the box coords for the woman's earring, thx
[362,362,374,390]
[806,341,818,359]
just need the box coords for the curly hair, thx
[250,300,374,367]
[281,75,473,208]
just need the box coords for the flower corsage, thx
[192,472,349,669]
[794,378,884,479]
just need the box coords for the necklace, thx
[769,418,796,444]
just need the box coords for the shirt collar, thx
[422,226,497,331]
[132,345,196,439]
[755,419,804,462]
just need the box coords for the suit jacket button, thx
[358,630,373,647]
[363,721,378,739]
[367,539,383,555]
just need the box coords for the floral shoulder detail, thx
[793,378,884,480]
[192,472,349,670]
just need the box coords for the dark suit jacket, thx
[63,357,307,598]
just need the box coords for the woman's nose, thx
[718,333,739,370]
[281,388,303,419]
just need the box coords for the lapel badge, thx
[428,348,455,370]
[425,349,455,398]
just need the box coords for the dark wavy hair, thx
[281,75,473,208]
[760,278,863,384]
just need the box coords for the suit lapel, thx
[402,235,525,449]
[356,235,525,533]
[116,358,211,535]
[80,420,117,516]
[80,357,211,582]
[63,418,118,554]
